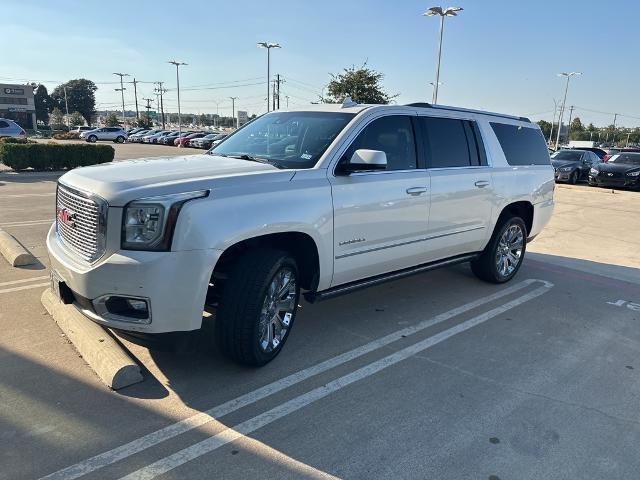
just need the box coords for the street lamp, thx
[113,73,130,124]
[257,42,281,112]
[62,85,70,128]
[554,71,582,150]
[168,60,187,137]
[423,6,462,104]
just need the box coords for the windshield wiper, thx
[215,153,285,169]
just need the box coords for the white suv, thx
[47,101,554,366]
[80,127,127,143]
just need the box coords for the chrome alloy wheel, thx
[258,268,297,353]
[495,224,524,278]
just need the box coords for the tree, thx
[33,84,52,125]
[51,79,98,126]
[324,63,397,104]
[69,111,85,127]
[537,120,552,140]
[49,107,65,129]
[137,113,152,129]
[104,112,120,127]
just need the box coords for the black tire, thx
[215,248,300,366]
[471,216,527,284]
[115,136,125,143]
[88,135,97,143]
[569,170,579,184]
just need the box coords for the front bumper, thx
[47,224,222,333]
[589,175,640,189]
[554,170,572,182]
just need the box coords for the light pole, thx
[212,100,221,128]
[554,72,581,150]
[548,99,559,145]
[423,6,462,104]
[113,73,129,124]
[429,81,443,102]
[257,42,281,112]
[285,95,290,109]
[168,60,187,136]
[63,85,70,128]
[229,96,238,129]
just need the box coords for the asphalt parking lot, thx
[1,155,639,479]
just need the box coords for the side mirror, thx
[338,149,387,175]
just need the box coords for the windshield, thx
[608,154,640,165]
[209,111,356,169]
[551,150,582,161]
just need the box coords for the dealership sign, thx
[4,87,24,95]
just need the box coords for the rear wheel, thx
[216,248,300,366]
[88,135,97,143]
[471,216,526,284]
[115,136,125,143]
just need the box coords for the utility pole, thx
[154,81,166,129]
[142,98,153,126]
[612,113,618,146]
[566,105,575,142]
[275,74,283,109]
[63,85,70,128]
[229,96,237,129]
[272,80,277,111]
[113,72,130,124]
[626,131,632,147]
[131,78,140,119]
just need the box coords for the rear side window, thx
[418,117,481,168]
[491,122,550,166]
[0,120,9,128]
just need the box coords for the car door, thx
[417,115,495,261]
[329,114,430,286]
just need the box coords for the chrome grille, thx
[56,184,107,262]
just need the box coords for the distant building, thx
[0,83,36,129]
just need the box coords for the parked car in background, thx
[71,126,95,135]
[142,131,170,144]
[158,131,181,145]
[551,149,601,183]
[210,134,228,147]
[0,118,26,138]
[47,102,554,366]
[589,152,640,189]
[80,127,127,143]
[189,132,223,149]
[175,132,205,147]
[567,146,607,160]
[127,127,146,136]
[129,129,159,143]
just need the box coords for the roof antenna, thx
[342,95,358,108]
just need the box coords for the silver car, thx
[0,118,26,138]
[80,127,127,143]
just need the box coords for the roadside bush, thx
[0,137,36,144]
[0,143,114,171]
[52,132,80,140]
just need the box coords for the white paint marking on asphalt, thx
[0,276,49,287]
[39,278,548,480]
[0,193,55,198]
[121,282,554,480]
[0,282,50,294]
[0,219,54,228]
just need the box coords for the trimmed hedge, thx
[52,132,80,140]
[0,143,114,171]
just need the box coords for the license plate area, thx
[50,271,73,304]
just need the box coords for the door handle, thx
[406,187,428,196]
[474,180,490,188]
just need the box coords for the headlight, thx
[626,171,640,177]
[122,190,209,251]
[559,167,573,172]
[590,168,598,175]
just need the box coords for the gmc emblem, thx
[57,208,77,228]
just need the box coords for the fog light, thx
[93,295,151,324]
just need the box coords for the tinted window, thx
[0,120,9,128]
[491,123,550,166]
[419,117,472,168]
[551,150,583,161]
[344,115,417,171]
[610,154,640,165]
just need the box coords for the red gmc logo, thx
[57,208,77,228]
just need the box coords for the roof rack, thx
[405,102,530,123]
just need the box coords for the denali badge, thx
[57,208,77,228]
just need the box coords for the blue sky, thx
[3,0,639,126]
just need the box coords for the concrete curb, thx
[41,289,143,390]
[0,228,36,267]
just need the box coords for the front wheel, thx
[115,136,125,143]
[471,217,527,284]
[216,249,300,366]
[88,135,97,143]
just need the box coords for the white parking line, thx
[121,281,554,480]
[0,282,49,295]
[40,278,548,480]
[0,219,54,228]
[0,276,49,287]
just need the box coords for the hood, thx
[595,162,640,174]
[59,154,292,206]
[551,160,579,169]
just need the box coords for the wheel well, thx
[213,232,320,291]
[499,201,533,236]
